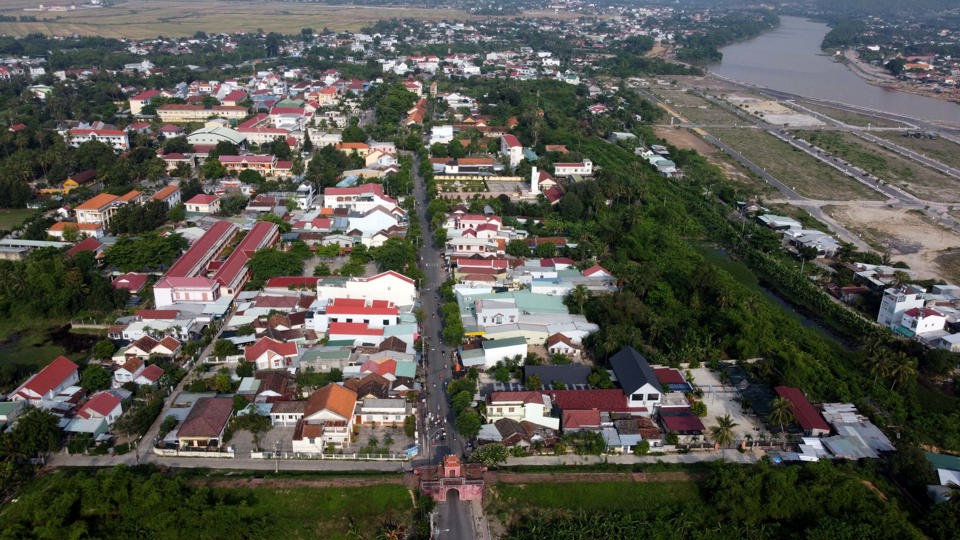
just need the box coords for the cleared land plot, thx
[824,203,960,281]
[799,103,909,129]
[710,127,883,201]
[653,88,743,126]
[873,131,960,171]
[0,209,36,230]
[0,0,468,37]
[798,130,960,202]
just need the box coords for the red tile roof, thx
[77,392,121,419]
[15,356,78,399]
[328,322,385,337]
[112,272,148,292]
[244,337,298,362]
[653,368,686,385]
[165,221,236,278]
[489,391,544,405]
[137,364,165,383]
[775,386,830,434]
[502,134,521,148]
[563,409,600,429]
[178,397,234,438]
[660,413,705,433]
[547,389,631,413]
[327,298,398,316]
[135,309,180,320]
[304,383,357,420]
[66,237,101,257]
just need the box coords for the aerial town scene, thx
[0,0,958,538]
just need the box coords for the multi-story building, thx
[67,128,130,151]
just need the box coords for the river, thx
[710,16,960,123]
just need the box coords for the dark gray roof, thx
[609,346,662,394]
[524,364,591,388]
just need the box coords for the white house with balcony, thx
[877,285,927,328]
[486,391,560,429]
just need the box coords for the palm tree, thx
[710,414,739,458]
[568,284,590,315]
[865,352,893,385]
[888,352,918,391]
[768,397,794,445]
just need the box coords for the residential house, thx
[244,337,300,371]
[553,159,593,177]
[152,184,182,208]
[501,134,523,169]
[356,398,413,426]
[184,194,221,214]
[545,333,582,359]
[114,358,145,387]
[76,391,123,425]
[10,356,80,404]
[486,391,559,429]
[269,400,306,427]
[316,270,417,307]
[68,128,130,151]
[609,346,662,414]
[135,364,165,386]
[292,383,358,451]
[177,397,234,449]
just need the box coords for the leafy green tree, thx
[404,415,416,438]
[455,410,482,439]
[506,239,529,258]
[633,440,651,455]
[493,364,511,383]
[212,339,238,358]
[526,373,543,390]
[167,203,186,223]
[246,249,307,289]
[80,364,111,391]
[536,242,557,258]
[2,408,61,458]
[566,284,591,315]
[469,443,508,467]
[91,339,115,361]
[587,368,613,389]
[690,400,707,418]
[341,124,367,143]
[451,390,472,415]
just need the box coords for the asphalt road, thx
[436,491,473,540]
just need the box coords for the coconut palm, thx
[568,284,590,315]
[888,352,918,391]
[710,414,739,458]
[768,397,794,440]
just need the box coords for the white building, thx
[67,128,130,152]
[501,134,523,169]
[430,125,454,146]
[486,391,560,430]
[897,307,946,337]
[877,285,926,328]
[553,159,592,177]
[316,270,417,308]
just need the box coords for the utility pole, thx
[274,439,280,474]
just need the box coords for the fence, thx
[251,450,410,461]
[204,354,243,364]
[153,447,236,458]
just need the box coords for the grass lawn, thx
[224,484,413,540]
[0,208,37,231]
[710,127,883,201]
[488,481,702,515]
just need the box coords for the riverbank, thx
[837,48,960,105]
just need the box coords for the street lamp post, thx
[274,440,280,474]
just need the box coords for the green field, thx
[0,0,470,38]
[797,130,960,202]
[0,318,72,372]
[710,127,884,201]
[219,484,414,539]
[874,131,960,171]
[489,481,701,514]
[0,209,36,231]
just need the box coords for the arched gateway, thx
[414,455,485,502]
